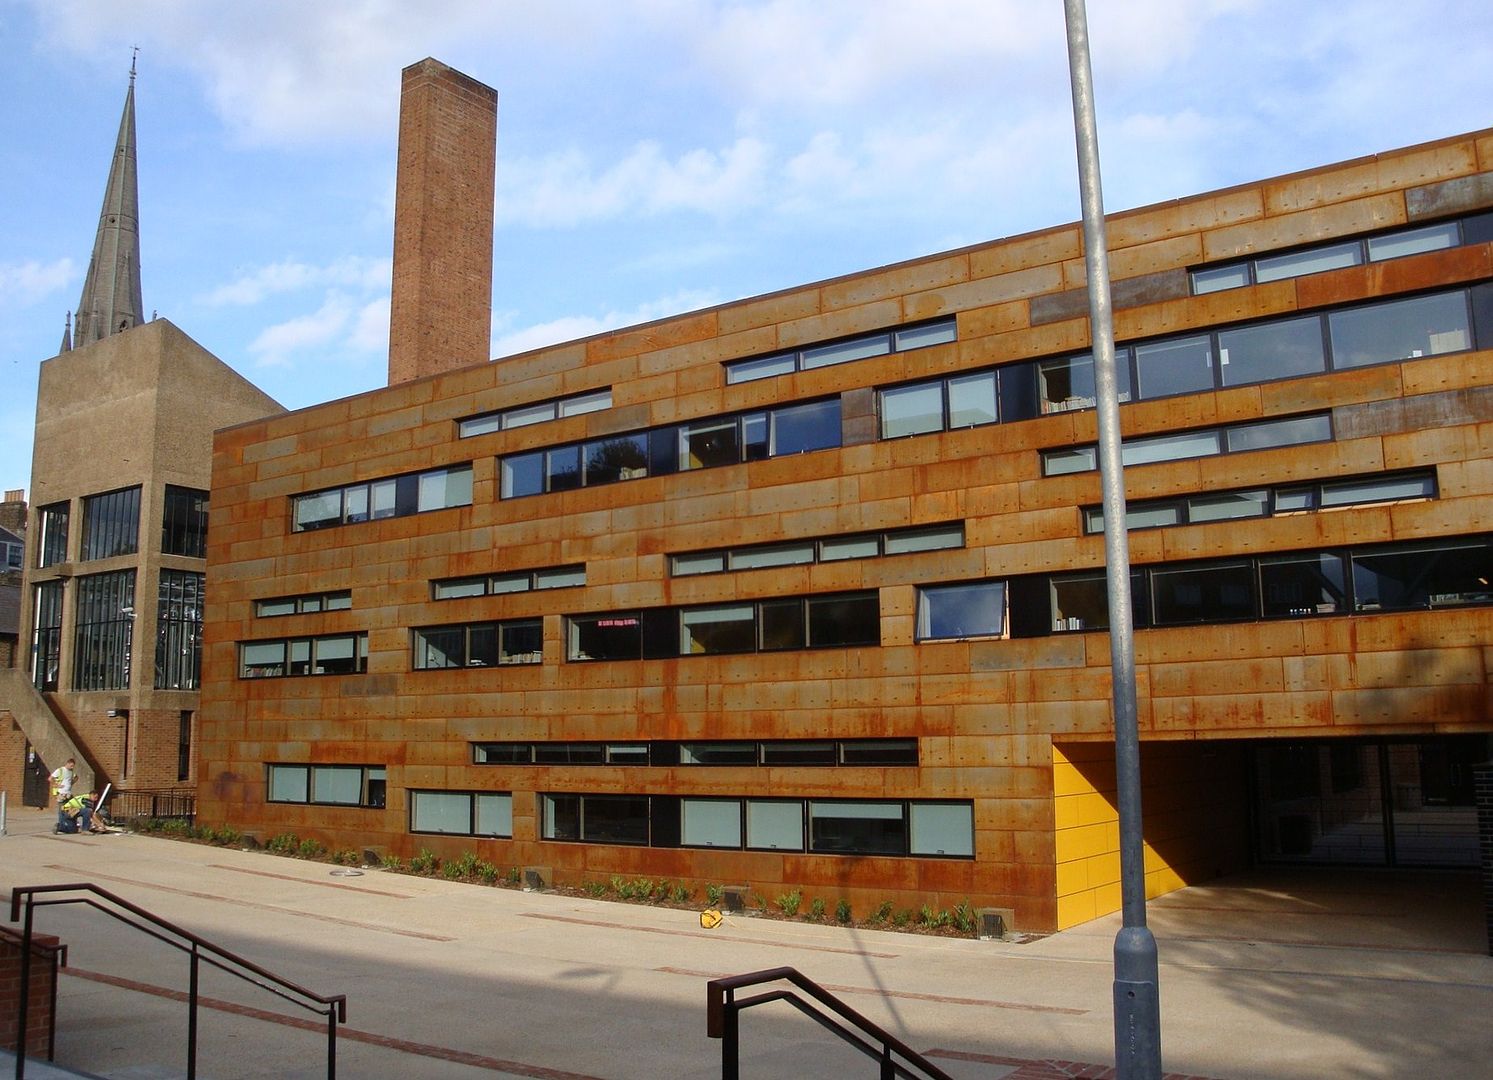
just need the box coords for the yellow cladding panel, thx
[1054,821,1115,863]
[1056,890,1098,929]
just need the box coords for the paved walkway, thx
[1,804,1489,1079]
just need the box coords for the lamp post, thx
[1060,1,1162,1075]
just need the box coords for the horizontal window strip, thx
[291,464,472,532]
[1190,211,1493,295]
[880,283,1490,446]
[536,793,973,858]
[267,764,386,808]
[567,591,878,661]
[500,397,841,499]
[725,317,956,384]
[239,633,368,679]
[1081,469,1437,533]
[459,388,611,438]
[1009,533,1493,636]
[410,790,513,836]
[672,523,962,577]
[413,620,543,668]
[1043,412,1332,477]
[255,590,352,617]
[433,564,585,600]
[472,738,918,767]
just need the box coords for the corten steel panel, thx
[821,253,970,312]
[202,128,1493,933]
[585,310,719,366]
[1202,192,1407,262]
[903,263,1064,322]
[1407,171,1493,220]
[956,298,1030,340]
[1263,141,1478,216]
[968,225,1082,279]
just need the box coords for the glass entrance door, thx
[1254,736,1488,867]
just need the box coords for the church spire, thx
[73,54,143,349]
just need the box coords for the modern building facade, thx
[1,71,283,807]
[198,117,1493,932]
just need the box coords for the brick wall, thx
[387,58,497,386]
[0,929,62,1059]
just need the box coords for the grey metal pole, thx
[1060,2,1162,1076]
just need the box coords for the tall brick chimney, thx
[387,58,497,385]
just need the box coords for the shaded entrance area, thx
[1145,865,1486,954]
[1053,733,1491,951]
[1254,735,1488,867]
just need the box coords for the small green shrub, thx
[705,884,724,907]
[775,890,802,917]
[919,905,951,930]
[871,900,894,925]
[381,854,404,872]
[836,899,853,924]
[610,874,627,895]
[297,838,326,859]
[443,851,480,880]
[670,883,693,903]
[408,848,439,875]
[505,866,522,886]
[266,833,300,854]
[808,898,826,922]
[891,908,912,928]
[583,880,609,898]
[331,848,361,866]
[952,901,977,935]
[618,877,654,901]
[752,892,770,911]
[474,860,500,885]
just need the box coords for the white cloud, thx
[490,289,723,358]
[0,258,75,307]
[24,0,647,147]
[496,137,770,227]
[350,296,391,353]
[248,293,356,367]
[201,256,391,307]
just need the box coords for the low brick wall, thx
[0,927,63,1060]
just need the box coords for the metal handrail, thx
[706,966,954,1080]
[9,883,346,1080]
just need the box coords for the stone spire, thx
[72,58,143,350]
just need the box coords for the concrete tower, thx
[72,59,144,349]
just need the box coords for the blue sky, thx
[2,0,1490,498]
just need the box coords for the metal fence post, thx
[721,994,739,1080]
[187,945,199,1079]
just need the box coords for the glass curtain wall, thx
[156,570,204,689]
[74,570,136,690]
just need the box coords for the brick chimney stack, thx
[387,58,497,385]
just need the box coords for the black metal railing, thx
[106,788,196,822]
[9,883,345,1080]
[706,966,954,1080]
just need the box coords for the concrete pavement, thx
[2,804,1489,1079]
